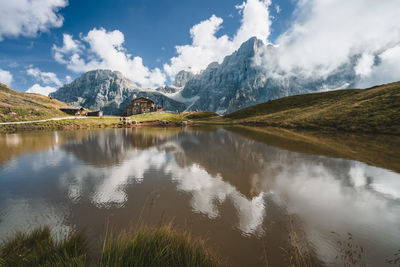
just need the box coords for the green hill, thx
[0,83,68,122]
[225,82,400,135]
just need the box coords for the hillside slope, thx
[225,82,400,134]
[0,83,68,122]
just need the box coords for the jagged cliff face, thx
[173,70,194,87]
[179,37,356,113]
[50,70,186,115]
[180,37,270,113]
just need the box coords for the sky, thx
[0,0,399,95]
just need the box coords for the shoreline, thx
[1,115,399,136]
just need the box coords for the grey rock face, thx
[173,70,194,87]
[180,37,357,113]
[50,70,186,115]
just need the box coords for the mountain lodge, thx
[126,97,156,116]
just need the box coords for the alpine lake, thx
[0,126,399,266]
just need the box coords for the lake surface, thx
[0,127,399,266]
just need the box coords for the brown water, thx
[0,127,399,266]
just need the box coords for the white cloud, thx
[27,67,62,86]
[53,28,166,88]
[163,0,272,79]
[234,0,271,47]
[255,0,400,84]
[357,45,400,88]
[275,4,281,14]
[354,53,374,77]
[26,84,57,96]
[0,69,13,85]
[0,0,68,41]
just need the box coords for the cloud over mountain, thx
[26,84,57,96]
[49,0,400,94]
[51,0,272,88]
[163,0,272,79]
[53,29,166,88]
[254,0,400,87]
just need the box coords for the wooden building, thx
[86,110,103,117]
[126,97,156,116]
[60,106,84,115]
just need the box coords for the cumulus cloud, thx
[163,0,272,79]
[53,29,166,88]
[0,0,67,41]
[27,67,62,86]
[26,84,57,96]
[255,0,400,86]
[0,69,13,85]
[357,46,400,88]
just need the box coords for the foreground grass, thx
[224,81,400,135]
[0,226,86,267]
[0,226,219,267]
[100,225,219,267]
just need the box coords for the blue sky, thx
[0,0,293,92]
[0,0,399,94]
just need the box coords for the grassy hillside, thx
[225,82,400,135]
[0,83,68,122]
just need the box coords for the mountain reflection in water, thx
[0,127,399,267]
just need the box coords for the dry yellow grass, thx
[0,83,69,122]
[225,82,400,135]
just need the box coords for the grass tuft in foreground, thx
[0,226,87,267]
[99,225,219,267]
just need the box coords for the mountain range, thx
[50,37,358,115]
[50,70,186,115]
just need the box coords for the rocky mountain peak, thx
[173,70,194,87]
[236,36,264,57]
